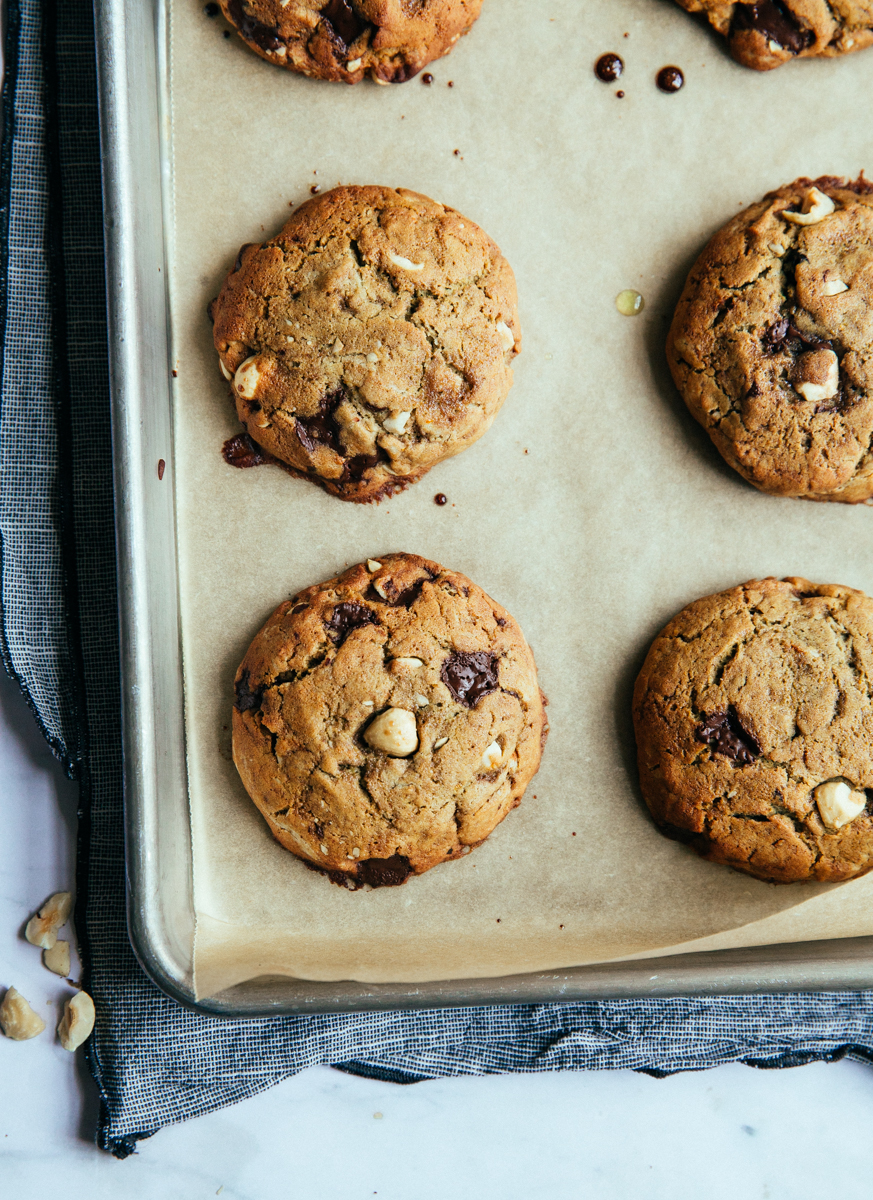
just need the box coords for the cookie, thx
[633,577,873,884]
[211,185,520,503]
[218,0,483,83]
[667,176,873,503]
[674,0,873,70]
[232,553,548,886]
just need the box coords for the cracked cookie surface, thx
[674,0,873,70]
[211,185,519,502]
[667,176,873,502]
[232,553,548,886]
[218,0,482,83]
[633,576,873,884]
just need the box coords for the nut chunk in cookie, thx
[218,0,483,83]
[232,553,548,886]
[667,176,873,503]
[211,185,520,503]
[633,577,873,884]
[674,1,873,70]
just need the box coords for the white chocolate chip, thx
[495,320,515,352]
[794,348,839,403]
[822,277,849,296]
[783,187,836,226]
[768,242,786,256]
[320,844,328,855]
[219,357,233,381]
[234,356,263,399]
[367,559,382,571]
[481,740,502,770]
[57,991,95,1052]
[286,336,295,343]
[394,657,424,668]
[364,708,419,757]
[433,737,449,750]
[25,892,72,950]
[414,693,429,708]
[43,940,71,977]
[0,988,46,1040]
[347,57,362,70]
[815,779,867,831]
[388,252,424,271]
[382,411,410,435]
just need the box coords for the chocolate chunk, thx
[222,432,271,468]
[356,854,413,888]
[440,651,499,708]
[295,389,345,455]
[761,318,831,356]
[342,453,380,483]
[434,492,447,506]
[234,668,263,712]
[204,3,219,16]
[656,66,684,93]
[226,0,284,51]
[595,53,623,82]
[320,0,368,47]
[731,1,813,54]
[324,601,378,645]
[695,708,761,766]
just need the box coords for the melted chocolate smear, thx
[656,66,684,93]
[324,601,378,646]
[696,708,761,767]
[375,577,427,608]
[295,388,346,455]
[731,0,812,54]
[357,855,413,888]
[223,432,272,468]
[321,0,368,47]
[226,0,284,51]
[234,668,263,713]
[441,652,499,708]
[595,53,623,82]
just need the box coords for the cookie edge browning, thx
[674,0,873,71]
[231,553,548,884]
[217,0,484,84]
[212,185,520,504]
[666,175,873,503]
[632,575,873,884]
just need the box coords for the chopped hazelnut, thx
[25,892,72,950]
[0,987,46,1040]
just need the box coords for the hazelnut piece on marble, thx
[58,990,95,1052]
[0,987,46,1040]
[25,891,72,950]
[364,708,419,757]
[814,780,867,831]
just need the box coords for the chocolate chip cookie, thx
[674,1,873,70]
[218,0,483,83]
[211,185,520,503]
[232,553,548,886]
[633,577,873,884]
[667,176,873,503]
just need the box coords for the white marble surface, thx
[2,665,873,1198]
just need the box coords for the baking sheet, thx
[165,0,873,998]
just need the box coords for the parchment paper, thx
[165,0,873,998]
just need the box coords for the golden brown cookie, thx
[232,553,548,886]
[633,577,873,884]
[211,185,520,503]
[667,176,873,502]
[674,1,873,70]
[217,0,483,83]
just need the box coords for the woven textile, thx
[2,0,873,1160]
